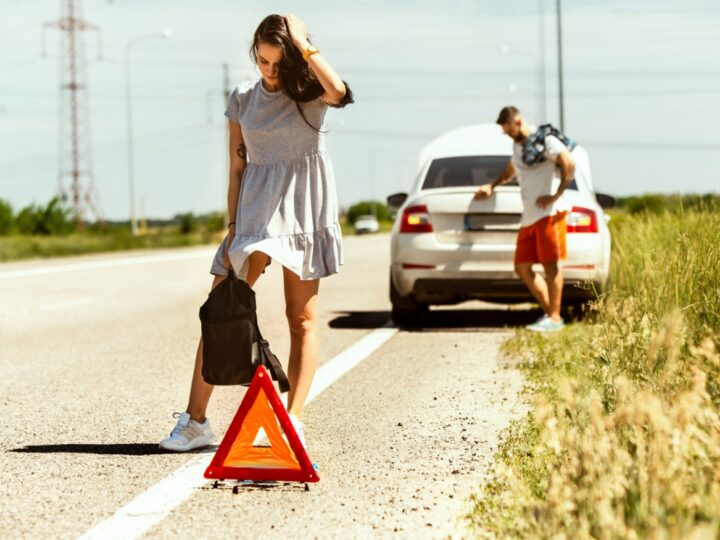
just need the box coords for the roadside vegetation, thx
[0,197,227,262]
[339,200,394,236]
[0,197,395,263]
[469,194,720,539]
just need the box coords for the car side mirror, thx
[387,192,408,209]
[596,192,616,209]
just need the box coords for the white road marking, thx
[0,249,214,281]
[77,322,398,540]
[41,298,97,310]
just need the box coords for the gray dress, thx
[210,79,343,281]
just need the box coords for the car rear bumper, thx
[391,263,607,305]
[391,231,608,303]
[406,277,598,304]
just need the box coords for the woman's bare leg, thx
[185,251,270,422]
[282,267,320,418]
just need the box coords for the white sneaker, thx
[288,414,306,449]
[252,414,306,449]
[159,412,215,452]
[528,314,549,327]
[526,316,565,333]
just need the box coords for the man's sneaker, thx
[526,314,549,329]
[526,316,565,333]
[159,412,215,452]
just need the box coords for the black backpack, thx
[199,271,290,392]
[521,124,577,167]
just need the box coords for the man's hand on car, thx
[474,183,494,200]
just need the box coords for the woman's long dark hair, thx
[250,14,353,132]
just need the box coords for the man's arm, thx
[535,150,575,209]
[474,161,516,200]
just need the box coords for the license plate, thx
[464,213,521,231]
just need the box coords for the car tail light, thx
[566,206,598,233]
[400,205,433,233]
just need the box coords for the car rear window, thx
[422,155,577,190]
[423,156,514,189]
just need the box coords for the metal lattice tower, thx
[43,0,103,227]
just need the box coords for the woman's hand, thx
[223,226,235,270]
[283,14,309,49]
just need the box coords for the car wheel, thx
[390,273,428,326]
[561,299,592,321]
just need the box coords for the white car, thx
[354,214,380,234]
[388,124,613,325]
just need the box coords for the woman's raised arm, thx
[283,13,349,106]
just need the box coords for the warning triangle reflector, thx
[204,365,319,483]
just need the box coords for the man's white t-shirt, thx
[511,134,571,227]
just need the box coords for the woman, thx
[159,13,352,452]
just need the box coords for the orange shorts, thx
[514,212,567,265]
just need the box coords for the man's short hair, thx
[496,106,520,125]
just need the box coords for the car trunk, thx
[423,187,523,244]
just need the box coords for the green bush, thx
[41,197,75,235]
[346,201,391,224]
[206,212,225,233]
[616,193,720,215]
[15,204,41,234]
[0,199,13,235]
[177,212,198,234]
[623,194,665,215]
[15,197,75,235]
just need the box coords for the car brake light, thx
[400,205,433,233]
[566,206,598,233]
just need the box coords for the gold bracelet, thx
[302,45,319,62]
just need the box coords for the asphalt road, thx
[0,233,532,539]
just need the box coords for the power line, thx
[584,141,720,151]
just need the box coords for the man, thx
[475,106,575,332]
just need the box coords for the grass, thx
[0,219,393,264]
[0,227,225,263]
[468,208,720,539]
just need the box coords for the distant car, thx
[354,214,380,234]
[387,124,614,325]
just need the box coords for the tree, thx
[0,199,12,235]
[177,212,198,234]
[15,204,42,234]
[346,200,391,224]
[15,197,74,235]
[205,212,225,232]
[41,197,75,235]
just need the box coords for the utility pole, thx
[43,0,103,228]
[556,0,565,130]
[124,29,172,236]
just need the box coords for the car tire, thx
[562,299,592,321]
[390,273,428,326]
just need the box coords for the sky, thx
[1,0,719,221]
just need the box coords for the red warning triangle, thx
[204,365,319,483]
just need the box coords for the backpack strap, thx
[254,318,291,393]
[258,339,290,393]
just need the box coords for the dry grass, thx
[468,210,720,539]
